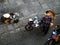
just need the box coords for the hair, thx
[46,11,49,14]
[10,13,14,16]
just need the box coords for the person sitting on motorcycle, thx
[48,30,57,41]
[47,30,57,45]
[1,13,11,24]
[48,29,60,45]
[51,25,60,42]
[55,24,60,35]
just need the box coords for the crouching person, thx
[1,12,19,24]
[1,13,11,24]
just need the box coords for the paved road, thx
[0,0,60,45]
[0,15,60,45]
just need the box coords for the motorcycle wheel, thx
[25,25,33,31]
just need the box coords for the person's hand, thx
[50,23,53,27]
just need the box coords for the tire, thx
[25,25,33,31]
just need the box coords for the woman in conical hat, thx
[3,13,10,18]
[2,13,11,24]
[44,10,55,20]
[44,10,55,27]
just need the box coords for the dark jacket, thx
[42,16,52,24]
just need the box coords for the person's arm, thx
[50,17,53,27]
[50,22,53,26]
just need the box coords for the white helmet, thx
[53,32,56,35]
[29,18,33,21]
[3,13,10,18]
[34,16,38,19]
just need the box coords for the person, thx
[44,10,55,20]
[55,24,60,35]
[48,25,60,45]
[1,13,11,24]
[47,30,58,45]
[42,10,53,35]
[48,30,57,40]
[48,34,60,45]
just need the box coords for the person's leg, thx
[42,25,45,32]
[44,24,50,35]
[42,24,47,35]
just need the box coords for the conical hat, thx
[3,13,10,18]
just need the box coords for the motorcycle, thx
[25,20,43,31]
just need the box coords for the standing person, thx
[42,10,53,35]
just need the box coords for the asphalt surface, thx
[0,0,60,45]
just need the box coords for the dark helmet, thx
[46,11,50,14]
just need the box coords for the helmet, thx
[53,31,56,35]
[34,16,38,19]
[29,18,33,21]
[3,13,10,18]
[33,16,38,21]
